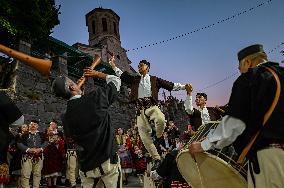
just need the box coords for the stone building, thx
[0,8,137,130]
[0,7,189,132]
[75,7,134,73]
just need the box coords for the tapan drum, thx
[176,122,247,188]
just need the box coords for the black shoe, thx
[151,159,161,171]
[65,179,71,187]
[76,178,81,184]
[123,180,128,185]
[71,186,76,188]
[56,177,64,186]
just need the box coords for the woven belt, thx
[136,97,157,113]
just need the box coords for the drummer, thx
[184,84,226,130]
[188,44,284,188]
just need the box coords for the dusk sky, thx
[52,0,284,107]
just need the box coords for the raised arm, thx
[83,68,121,91]
[184,84,194,115]
[108,56,123,77]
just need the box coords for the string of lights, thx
[51,0,275,79]
[125,0,273,53]
[159,42,284,98]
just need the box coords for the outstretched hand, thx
[185,83,193,95]
[83,68,99,78]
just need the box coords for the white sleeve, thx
[184,95,194,115]
[150,170,162,181]
[10,115,24,127]
[201,115,246,151]
[172,83,186,91]
[113,67,123,77]
[106,75,121,91]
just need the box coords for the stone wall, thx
[5,41,136,131]
[4,41,189,133]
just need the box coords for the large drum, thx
[176,122,247,188]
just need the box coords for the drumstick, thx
[193,154,205,188]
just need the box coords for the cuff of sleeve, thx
[26,148,30,153]
[201,138,213,151]
[150,170,161,181]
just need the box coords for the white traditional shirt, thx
[201,115,246,151]
[114,67,185,99]
[184,95,211,124]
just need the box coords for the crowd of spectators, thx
[2,95,194,188]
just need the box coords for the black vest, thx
[189,107,225,131]
[120,72,174,103]
[228,62,284,155]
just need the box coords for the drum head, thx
[176,150,247,188]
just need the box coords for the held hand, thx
[188,141,204,155]
[215,105,225,113]
[185,83,193,95]
[83,68,99,78]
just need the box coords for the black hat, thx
[196,93,207,100]
[139,60,150,69]
[237,44,264,61]
[52,76,72,99]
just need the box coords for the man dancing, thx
[184,84,226,130]
[52,68,122,188]
[109,58,186,169]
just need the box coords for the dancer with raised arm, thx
[109,57,187,170]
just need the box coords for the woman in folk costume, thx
[42,127,65,188]
[116,128,132,185]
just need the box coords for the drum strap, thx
[237,66,281,164]
[248,153,261,188]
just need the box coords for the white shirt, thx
[114,67,185,98]
[201,115,246,151]
[106,75,121,92]
[184,95,211,124]
[138,74,152,98]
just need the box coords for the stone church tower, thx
[75,7,134,73]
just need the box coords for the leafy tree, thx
[0,0,60,48]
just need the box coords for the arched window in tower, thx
[92,20,96,34]
[102,18,107,32]
[113,22,117,35]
